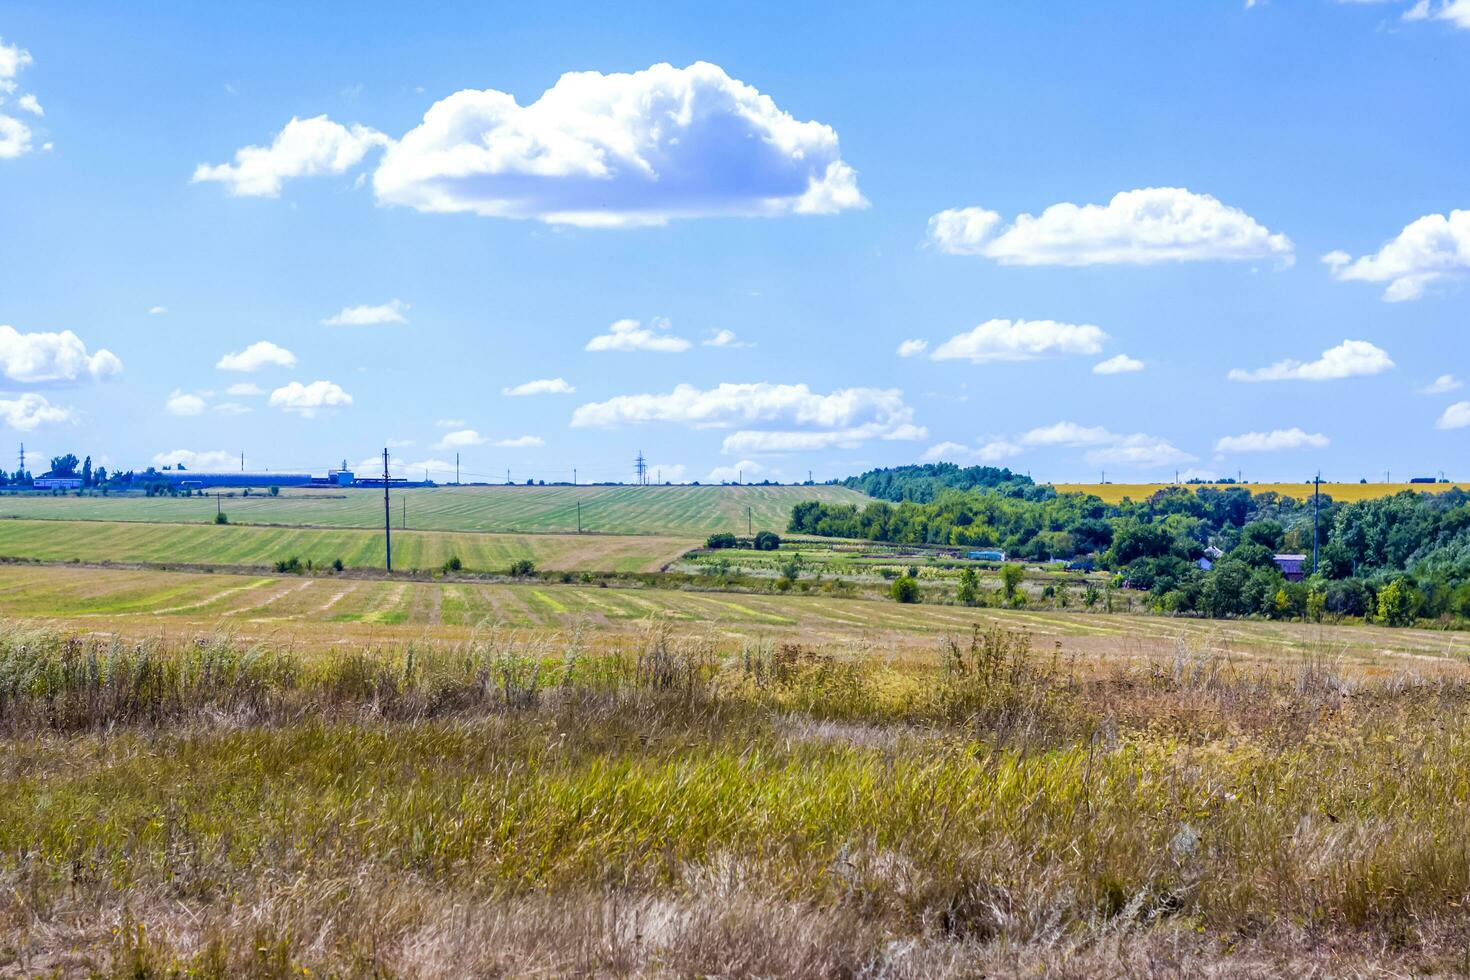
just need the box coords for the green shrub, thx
[706,533,738,550]
[753,530,781,551]
[508,558,537,578]
[274,556,303,574]
[214,512,228,525]
[891,576,920,604]
[443,555,463,573]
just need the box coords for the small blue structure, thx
[967,549,1006,562]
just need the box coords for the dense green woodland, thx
[801,466,1470,624]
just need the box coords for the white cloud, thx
[215,340,296,372]
[1436,401,1470,430]
[226,382,264,396]
[703,329,751,348]
[0,393,71,430]
[1093,354,1145,375]
[192,115,390,197]
[1403,0,1470,28]
[706,459,763,483]
[920,439,1023,464]
[1083,435,1196,470]
[371,61,865,227]
[166,390,207,416]
[435,418,466,428]
[0,38,36,160]
[1325,210,1470,301]
[1214,428,1330,453]
[1419,374,1463,395]
[0,326,122,384]
[212,402,251,416]
[928,188,1293,266]
[1020,421,1117,447]
[896,338,929,358]
[571,382,923,454]
[585,317,691,353]
[502,377,575,396]
[152,449,237,470]
[646,462,686,482]
[1227,339,1393,382]
[148,306,169,315]
[927,319,1107,363]
[494,435,545,448]
[322,298,409,326]
[435,428,486,449]
[268,380,352,417]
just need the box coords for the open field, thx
[0,519,694,573]
[7,581,1470,974]
[1053,481,1470,504]
[0,483,866,536]
[1,563,1466,667]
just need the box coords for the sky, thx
[0,0,1468,486]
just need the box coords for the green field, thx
[0,483,867,535]
[0,519,693,573]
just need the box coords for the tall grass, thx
[4,619,1470,975]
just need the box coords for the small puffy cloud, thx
[1083,435,1196,469]
[322,298,409,326]
[927,319,1107,364]
[586,317,691,353]
[372,61,865,227]
[1403,0,1470,28]
[928,188,1292,266]
[268,380,352,417]
[707,459,763,483]
[435,428,486,449]
[226,382,264,396]
[192,115,390,197]
[494,435,545,448]
[0,392,71,430]
[152,449,237,470]
[0,37,36,160]
[212,402,251,415]
[1325,210,1470,301]
[1020,421,1117,447]
[920,439,1023,464]
[0,326,122,384]
[703,329,751,348]
[0,115,31,159]
[1436,401,1470,430]
[1419,374,1463,395]
[1227,339,1393,382]
[148,306,169,315]
[0,38,32,80]
[1093,354,1144,375]
[502,377,575,396]
[896,338,929,358]
[1214,428,1330,453]
[166,390,207,416]
[572,382,922,454]
[15,93,41,116]
[215,340,296,372]
[435,418,466,428]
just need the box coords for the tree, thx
[957,567,979,606]
[753,530,781,551]
[1000,562,1024,600]
[49,454,79,477]
[1376,579,1417,627]
[891,576,920,604]
[81,456,93,487]
[706,533,737,550]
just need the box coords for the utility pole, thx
[403,496,407,529]
[382,448,392,572]
[1312,470,1321,575]
[216,492,222,518]
[576,500,582,534]
[747,506,752,536]
[17,443,23,476]
[240,452,244,472]
[456,453,460,485]
[506,468,511,485]
[573,467,577,486]
[634,450,647,486]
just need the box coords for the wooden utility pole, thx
[1312,471,1321,574]
[383,448,392,572]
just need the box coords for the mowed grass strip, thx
[0,483,869,535]
[1053,481,1470,504]
[0,519,694,573]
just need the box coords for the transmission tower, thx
[634,450,648,486]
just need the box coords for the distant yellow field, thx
[1052,482,1470,504]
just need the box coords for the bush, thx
[274,556,303,574]
[891,576,920,604]
[508,559,537,578]
[443,555,463,573]
[269,486,280,496]
[214,512,228,525]
[753,530,781,551]
[705,533,738,550]
[332,558,345,572]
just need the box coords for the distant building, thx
[967,549,1006,562]
[33,475,83,490]
[1273,554,1307,582]
[1203,546,1224,560]
[140,471,313,489]
[1197,557,1214,571]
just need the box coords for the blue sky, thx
[1,0,1467,484]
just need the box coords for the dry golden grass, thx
[1053,481,1470,504]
